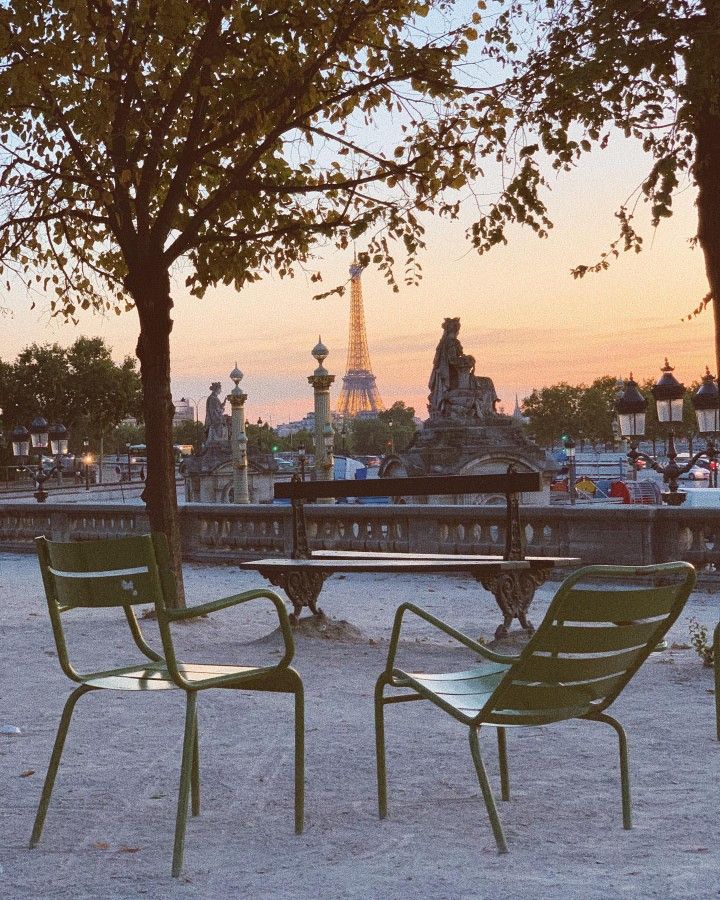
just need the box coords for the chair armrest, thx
[384,602,519,679]
[164,588,294,669]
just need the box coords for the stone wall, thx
[2,501,720,583]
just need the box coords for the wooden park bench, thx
[241,467,579,637]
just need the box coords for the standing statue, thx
[204,382,228,444]
[427,318,499,421]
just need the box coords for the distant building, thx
[173,398,196,427]
[276,411,348,437]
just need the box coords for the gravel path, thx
[1,552,719,899]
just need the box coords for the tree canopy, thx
[473,1,720,373]
[0,336,141,458]
[522,373,701,449]
[0,1,511,604]
[350,401,417,454]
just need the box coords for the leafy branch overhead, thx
[0,1,515,310]
[468,0,720,321]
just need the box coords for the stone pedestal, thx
[381,415,556,501]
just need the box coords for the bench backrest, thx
[275,468,542,559]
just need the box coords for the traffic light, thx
[271,444,278,452]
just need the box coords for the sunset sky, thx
[0,134,713,426]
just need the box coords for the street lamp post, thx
[298,445,306,482]
[82,438,94,491]
[11,417,69,502]
[563,436,577,505]
[615,361,719,505]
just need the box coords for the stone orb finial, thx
[312,336,329,365]
[230,363,243,386]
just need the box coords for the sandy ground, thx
[1,551,719,900]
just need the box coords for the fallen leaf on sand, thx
[92,841,109,850]
[119,846,141,853]
[19,769,35,777]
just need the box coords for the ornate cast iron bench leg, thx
[260,569,328,623]
[475,569,549,639]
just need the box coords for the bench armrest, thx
[384,602,520,679]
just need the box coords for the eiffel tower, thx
[337,262,384,417]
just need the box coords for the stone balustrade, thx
[2,501,720,583]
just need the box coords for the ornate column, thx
[308,338,335,492]
[227,363,250,504]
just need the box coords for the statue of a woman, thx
[428,318,475,416]
[204,382,227,444]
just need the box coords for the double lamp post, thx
[615,360,719,505]
[10,417,70,503]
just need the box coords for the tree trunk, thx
[689,9,720,388]
[128,263,186,608]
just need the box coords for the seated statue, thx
[427,318,499,422]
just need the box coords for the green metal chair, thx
[31,533,304,877]
[375,562,696,852]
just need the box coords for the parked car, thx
[675,454,711,481]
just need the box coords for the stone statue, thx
[427,317,499,422]
[204,382,228,444]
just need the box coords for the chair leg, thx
[294,679,305,835]
[593,713,632,830]
[497,727,510,801]
[374,675,389,819]
[30,684,94,849]
[172,691,198,878]
[469,727,508,853]
[191,713,200,818]
[714,622,720,741]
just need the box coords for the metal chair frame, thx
[32,532,304,877]
[375,562,696,852]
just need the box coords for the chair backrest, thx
[482,562,696,727]
[36,533,168,682]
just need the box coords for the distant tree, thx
[66,337,142,447]
[110,421,146,455]
[2,343,72,435]
[0,338,141,452]
[576,376,620,448]
[350,403,417,455]
[378,401,417,454]
[522,384,583,448]
[0,3,507,604]
[173,420,202,451]
[246,421,278,454]
[274,429,315,455]
[351,417,392,456]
